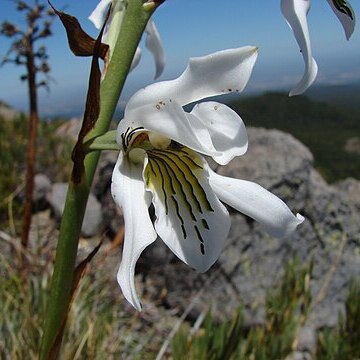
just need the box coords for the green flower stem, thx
[40,1,157,358]
[86,130,119,152]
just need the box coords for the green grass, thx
[1,239,359,359]
[172,261,360,360]
[316,279,360,360]
[229,92,360,183]
[0,115,73,227]
[0,246,158,359]
[171,259,313,360]
[0,254,48,358]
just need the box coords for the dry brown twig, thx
[1,0,54,261]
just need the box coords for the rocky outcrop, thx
[93,151,124,237]
[344,137,360,155]
[0,102,22,120]
[46,182,103,238]
[33,174,52,211]
[335,177,360,211]
[54,117,82,141]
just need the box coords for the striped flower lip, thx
[111,46,304,311]
[281,0,355,96]
[89,0,165,78]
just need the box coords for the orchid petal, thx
[111,152,157,311]
[118,99,219,156]
[208,168,304,238]
[145,19,165,79]
[89,0,111,29]
[281,0,318,95]
[190,101,248,165]
[102,0,127,53]
[130,47,142,72]
[144,149,230,272]
[126,46,258,110]
[327,0,356,40]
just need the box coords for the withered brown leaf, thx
[48,1,109,61]
[65,3,111,183]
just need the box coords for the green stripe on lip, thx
[144,147,213,255]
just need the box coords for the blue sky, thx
[0,0,359,116]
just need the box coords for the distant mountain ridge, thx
[306,83,360,109]
[228,90,360,182]
[2,82,360,118]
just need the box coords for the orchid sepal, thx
[281,0,356,95]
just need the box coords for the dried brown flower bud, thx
[1,21,20,37]
[16,1,29,11]
[40,62,50,73]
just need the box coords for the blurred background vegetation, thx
[1,242,359,359]
[0,105,73,229]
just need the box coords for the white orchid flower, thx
[89,0,165,78]
[281,0,356,95]
[111,46,304,310]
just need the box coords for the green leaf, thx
[86,130,119,152]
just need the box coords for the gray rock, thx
[285,351,312,360]
[46,183,67,220]
[216,127,314,209]
[33,174,52,211]
[93,151,124,236]
[344,136,360,155]
[101,189,124,236]
[93,151,119,198]
[54,117,81,141]
[298,326,317,353]
[47,183,103,237]
[334,177,360,210]
[0,102,21,120]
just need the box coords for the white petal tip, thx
[88,0,111,29]
[131,303,142,312]
[296,213,305,223]
[88,14,102,30]
[128,298,142,312]
[288,58,318,96]
[345,29,354,40]
[154,63,165,79]
[196,264,213,274]
[282,213,305,238]
[289,88,309,96]
[288,85,312,96]
[117,274,142,312]
[265,212,305,239]
[145,19,165,81]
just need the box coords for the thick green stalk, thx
[40,1,156,358]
